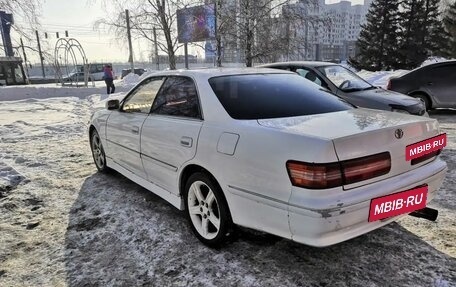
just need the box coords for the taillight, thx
[286,152,391,189]
[286,161,343,189]
[341,152,391,185]
[386,80,391,90]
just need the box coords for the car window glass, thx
[122,77,164,113]
[296,68,323,86]
[318,65,371,91]
[429,64,455,79]
[209,73,352,120]
[286,66,297,72]
[151,76,201,119]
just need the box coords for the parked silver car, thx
[259,61,427,116]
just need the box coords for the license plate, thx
[406,133,446,161]
[368,185,428,222]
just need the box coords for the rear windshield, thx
[208,73,353,120]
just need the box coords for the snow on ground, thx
[357,70,409,88]
[0,85,455,286]
[0,80,128,102]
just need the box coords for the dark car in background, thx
[259,61,427,116]
[121,68,147,79]
[387,60,456,110]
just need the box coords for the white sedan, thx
[88,68,447,247]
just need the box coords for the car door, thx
[106,77,165,178]
[424,64,456,107]
[141,76,203,194]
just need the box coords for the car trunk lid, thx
[258,109,441,189]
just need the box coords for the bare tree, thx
[237,0,291,66]
[213,0,326,67]
[1,0,41,35]
[280,0,330,61]
[96,0,200,70]
[94,0,333,68]
[213,0,226,67]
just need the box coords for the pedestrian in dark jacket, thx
[103,65,115,94]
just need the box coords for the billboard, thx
[205,41,216,58]
[177,4,216,43]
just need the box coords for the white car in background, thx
[88,68,447,247]
[70,63,111,81]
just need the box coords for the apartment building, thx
[283,0,372,61]
[205,0,372,63]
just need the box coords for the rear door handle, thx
[131,126,140,134]
[180,136,193,147]
[427,82,433,86]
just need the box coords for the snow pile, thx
[0,80,133,102]
[0,85,105,101]
[420,57,452,67]
[121,73,140,87]
[120,70,159,89]
[357,70,409,88]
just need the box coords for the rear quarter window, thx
[208,73,353,120]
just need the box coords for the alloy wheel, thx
[91,131,106,170]
[187,181,221,240]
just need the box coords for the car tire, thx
[184,172,234,247]
[90,129,110,172]
[413,93,431,111]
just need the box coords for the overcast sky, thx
[11,0,365,64]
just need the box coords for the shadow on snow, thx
[64,171,456,287]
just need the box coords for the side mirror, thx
[106,99,120,110]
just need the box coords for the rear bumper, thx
[288,158,447,247]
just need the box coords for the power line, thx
[41,23,95,28]
[14,21,108,34]
[16,20,99,29]
[79,42,108,45]
[42,25,106,32]
[19,27,105,33]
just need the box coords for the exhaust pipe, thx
[409,207,438,221]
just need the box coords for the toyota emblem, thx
[395,129,404,139]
